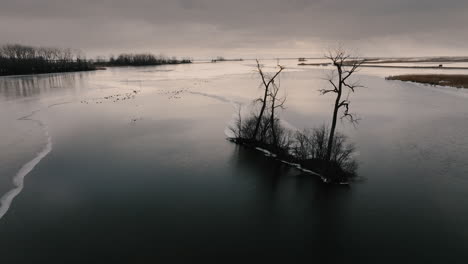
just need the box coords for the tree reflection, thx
[0,72,91,100]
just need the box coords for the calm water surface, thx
[1,61,468,262]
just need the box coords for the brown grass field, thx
[386,74,468,89]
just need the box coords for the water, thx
[1,61,468,262]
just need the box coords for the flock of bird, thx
[80,79,210,105]
[80,90,140,104]
[156,88,188,99]
[78,80,208,123]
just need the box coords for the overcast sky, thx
[1,0,467,58]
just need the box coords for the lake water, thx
[1,60,468,262]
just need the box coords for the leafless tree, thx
[252,60,284,141]
[320,48,363,163]
[268,74,286,147]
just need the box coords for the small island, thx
[230,51,362,184]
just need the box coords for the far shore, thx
[0,44,193,77]
[386,74,468,89]
[298,63,468,70]
[357,65,468,70]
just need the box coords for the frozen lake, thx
[1,60,468,261]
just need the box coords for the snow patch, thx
[255,147,277,158]
[254,147,336,183]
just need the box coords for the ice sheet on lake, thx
[0,110,52,220]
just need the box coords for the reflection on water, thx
[0,72,91,101]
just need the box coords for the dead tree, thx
[253,60,284,141]
[320,48,363,164]
[268,76,286,147]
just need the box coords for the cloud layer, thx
[1,0,467,58]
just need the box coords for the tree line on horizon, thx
[99,53,192,67]
[0,44,192,76]
[0,44,95,76]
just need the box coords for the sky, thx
[0,0,467,59]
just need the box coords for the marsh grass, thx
[386,74,468,89]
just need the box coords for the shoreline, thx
[386,74,468,89]
[298,63,468,70]
[0,68,98,78]
[0,62,194,78]
[227,138,352,185]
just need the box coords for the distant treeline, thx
[98,53,192,66]
[0,44,95,76]
[0,44,193,76]
[211,56,243,63]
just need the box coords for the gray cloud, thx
[0,0,467,58]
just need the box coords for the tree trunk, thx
[325,66,343,163]
[270,101,277,147]
[253,87,269,140]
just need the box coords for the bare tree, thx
[253,60,284,141]
[320,48,363,164]
[268,75,286,147]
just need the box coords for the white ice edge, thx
[254,147,349,185]
[255,147,277,158]
[0,105,60,220]
[0,125,52,220]
[254,147,330,182]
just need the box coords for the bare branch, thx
[256,59,269,89]
[319,88,337,95]
[340,101,361,125]
[342,80,363,92]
